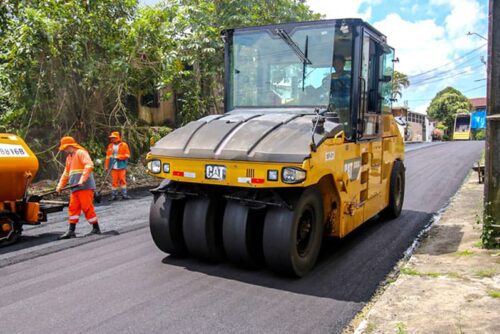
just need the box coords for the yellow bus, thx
[453,113,471,140]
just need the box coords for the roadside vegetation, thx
[0,0,319,177]
[426,86,473,140]
[477,205,500,249]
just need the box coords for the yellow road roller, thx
[147,19,405,276]
[0,133,64,246]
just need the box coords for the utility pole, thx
[485,0,500,241]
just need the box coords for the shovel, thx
[28,184,78,202]
[94,163,113,204]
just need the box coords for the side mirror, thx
[380,75,392,83]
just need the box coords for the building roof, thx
[469,97,486,109]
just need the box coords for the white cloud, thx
[443,1,485,38]
[430,0,487,39]
[306,0,373,20]
[305,0,488,109]
[373,14,452,75]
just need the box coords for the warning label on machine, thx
[0,143,29,157]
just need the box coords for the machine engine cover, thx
[150,110,342,163]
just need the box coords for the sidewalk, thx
[351,172,500,333]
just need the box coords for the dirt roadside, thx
[348,172,500,334]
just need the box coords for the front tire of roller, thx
[149,193,187,256]
[222,201,264,268]
[382,160,405,219]
[263,187,324,277]
[183,197,225,262]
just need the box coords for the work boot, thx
[85,223,101,237]
[121,188,131,200]
[59,225,76,240]
[110,190,118,201]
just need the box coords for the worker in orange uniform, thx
[105,131,131,200]
[56,136,101,239]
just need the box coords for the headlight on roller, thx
[163,163,170,173]
[282,167,306,184]
[148,160,161,174]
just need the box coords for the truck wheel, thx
[0,214,21,247]
[222,201,264,268]
[263,187,324,277]
[183,197,225,262]
[382,160,405,219]
[149,193,187,256]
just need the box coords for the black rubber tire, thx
[222,201,265,268]
[263,187,324,277]
[0,214,22,247]
[149,193,188,256]
[183,197,225,262]
[382,160,405,219]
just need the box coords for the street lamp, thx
[467,31,487,40]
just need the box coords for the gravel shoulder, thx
[351,172,500,334]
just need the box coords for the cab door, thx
[358,29,384,219]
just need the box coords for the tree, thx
[150,0,321,124]
[0,0,321,176]
[392,71,410,101]
[0,0,140,174]
[427,87,472,138]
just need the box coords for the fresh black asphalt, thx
[0,141,484,334]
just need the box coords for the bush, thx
[432,128,444,141]
[472,129,486,140]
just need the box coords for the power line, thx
[407,43,487,80]
[462,84,486,93]
[410,62,486,87]
[409,56,485,84]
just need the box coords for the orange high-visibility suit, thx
[105,132,131,197]
[57,138,97,225]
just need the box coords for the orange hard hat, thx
[109,131,121,141]
[59,136,85,151]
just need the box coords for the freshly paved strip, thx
[0,141,484,334]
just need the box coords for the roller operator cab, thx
[147,19,405,277]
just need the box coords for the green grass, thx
[385,277,397,284]
[446,272,464,279]
[400,267,420,276]
[396,322,408,334]
[365,322,377,333]
[475,268,497,278]
[400,267,441,278]
[473,241,483,248]
[454,249,476,256]
[488,290,500,298]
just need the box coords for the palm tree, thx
[392,71,410,101]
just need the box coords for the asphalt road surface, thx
[0,141,484,334]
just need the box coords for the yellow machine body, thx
[147,114,403,238]
[147,18,406,276]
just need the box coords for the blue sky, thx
[140,0,489,114]
[307,0,489,113]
